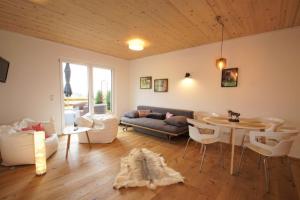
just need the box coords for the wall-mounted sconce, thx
[185,73,191,78]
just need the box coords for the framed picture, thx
[154,79,168,92]
[221,68,238,87]
[140,76,152,89]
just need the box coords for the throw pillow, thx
[138,110,151,118]
[124,110,139,118]
[22,123,45,131]
[32,123,45,131]
[164,116,187,127]
[166,112,174,119]
[27,121,54,138]
[22,123,50,138]
[146,112,166,120]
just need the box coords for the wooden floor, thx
[0,127,299,200]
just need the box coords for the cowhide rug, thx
[113,148,184,190]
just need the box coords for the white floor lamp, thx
[34,131,47,175]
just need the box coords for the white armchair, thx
[77,114,118,144]
[0,119,59,166]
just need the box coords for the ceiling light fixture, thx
[216,16,227,70]
[128,39,144,51]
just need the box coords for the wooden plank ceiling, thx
[0,0,299,59]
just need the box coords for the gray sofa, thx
[121,105,194,140]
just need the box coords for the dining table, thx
[202,116,269,175]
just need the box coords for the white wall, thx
[129,27,300,158]
[0,30,129,133]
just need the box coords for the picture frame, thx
[154,79,168,92]
[140,76,152,89]
[221,68,238,87]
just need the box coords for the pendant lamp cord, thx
[216,16,224,58]
[221,23,224,57]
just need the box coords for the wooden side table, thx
[63,127,91,159]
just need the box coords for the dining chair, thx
[259,117,285,132]
[240,117,285,147]
[237,130,298,192]
[183,119,224,172]
[195,111,232,143]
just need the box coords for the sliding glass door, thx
[61,62,113,128]
[92,67,112,114]
[62,62,89,127]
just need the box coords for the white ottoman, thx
[78,114,118,144]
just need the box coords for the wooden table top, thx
[202,116,268,130]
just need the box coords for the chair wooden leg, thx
[287,157,296,187]
[65,135,71,159]
[199,145,207,173]
[263,157,270,193]
[182,137,191,158]
[85,131,91,149]
[237,145,246,175]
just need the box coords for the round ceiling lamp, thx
[216,16,227,70]
[128,39,145,51]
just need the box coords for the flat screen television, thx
[0,57,9,83]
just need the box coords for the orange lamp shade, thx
[216,57,227,70]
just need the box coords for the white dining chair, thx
[237,130,298,192]
[183,119,224,172]
[240,117,285,147]
[260,117,285,132]
[194,111,231,143]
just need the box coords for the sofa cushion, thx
[146,112,165,120]
[137,105,193,118]
[164,116,187,127]
[138,110,151,117]
[124,110,139,118]
[121,117,187,134]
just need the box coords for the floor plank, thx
[0,127,299,200]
